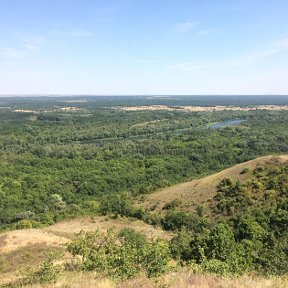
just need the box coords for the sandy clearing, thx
[0,229,68,254]
[45,216,172,240]
[113,105,288,112]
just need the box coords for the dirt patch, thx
[113,105,288,112]
[14,109,37,113]
[45,216,172,240]
[0,229,68,254]
[130,120,162,128]
[0,234,8,250]
[59,107,82,111]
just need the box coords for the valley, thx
[0,96,287,287]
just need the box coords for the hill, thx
[0,216,171,286]
[140,155,288,213]
[0,155,287,287]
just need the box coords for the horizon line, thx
[0,94,288,97]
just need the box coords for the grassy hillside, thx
[0,216,171,285]
[1,156,287,287]
[140,155,288,213]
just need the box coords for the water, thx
[208,119,246,129]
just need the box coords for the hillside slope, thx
[140,155,288,212]
[0,155,287,287]
[0,216,171,285]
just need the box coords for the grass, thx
[0,216,172,286]
[139,155,288,213]
[0,229,68,254]
[3,271,288,288]
[45,216,172,240]
[0,244,65,286]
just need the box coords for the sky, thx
[1,0,288,95]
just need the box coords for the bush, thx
[162,199,182,210]
[16,220,33,229]
[35,255,62,283]
[209,222,235,261]
[170,229,193,261]
[99,193,134,217]
[162,211,197,231]
[67,229,171,279]
[142,240,171,277]
[202,259,229,276]
[19,252,62,285]
[240,168,249,174]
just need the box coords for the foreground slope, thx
[141,155,288,212]
[0,216,170,285]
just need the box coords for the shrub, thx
[162,199,182,210]
[209,222,235,261]
[67,229,171,279]
[99,193,134,217]
[170,229,193,261]
[240,168,249,174]
[142,240,171,278]
[16,220,33,229]
[19,252,62,285]
[202,259,229,276]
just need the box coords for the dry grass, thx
[140,155,288,212]
[4,271,288,288]
[160,272,288,288]
[45,216,172,240]
[0,229,68,254]
[0,217,171,286]
[0,244,65,285]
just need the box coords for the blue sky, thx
[1,0,288,95]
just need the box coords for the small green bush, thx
[67,229,171,279]
[202,259,229,276]
[19,252,62,285]
[16,220,33,229]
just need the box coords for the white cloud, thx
[22,36,48,52]
[170,37,288,73]
[134,58,161,64]
[22,42,40,51]
[68,29,93,37]
[0,48,25,58]
[196,29,214,37]
[232,38,288,65]
[169,62,212,72]
[274,38,288,50]
[173,21,197,33]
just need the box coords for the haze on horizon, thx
[1,0,288,95]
